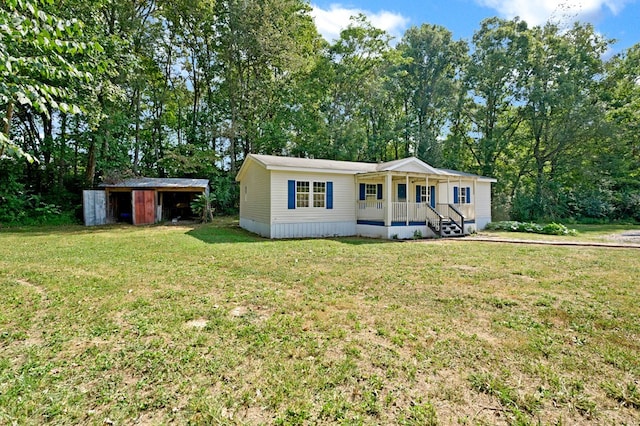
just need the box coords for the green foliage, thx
[486,221,578,236]
[190,193,216,223]
[0,0,98,160]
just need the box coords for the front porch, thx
[355,171,478,238]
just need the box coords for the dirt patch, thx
[185,318,208,329]
[230,306,249,317]
[16,278,47,298]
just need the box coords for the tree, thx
[516,22,609,219]
[462,18,529,180]
[0,0,97,161]
[397,24,467,164]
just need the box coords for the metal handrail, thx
[448,204,464,232]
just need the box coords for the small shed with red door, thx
[83,178,209,226]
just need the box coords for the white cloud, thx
[476,0,632,26]
[310,3,409,42]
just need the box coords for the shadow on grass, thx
[0,223,132,237]
[186,219,394,245]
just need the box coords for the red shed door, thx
[133,190,155,225]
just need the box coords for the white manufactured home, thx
[235,154,496,239]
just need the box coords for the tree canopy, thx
[1,0,639,224]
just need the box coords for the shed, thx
[83,178,209,226]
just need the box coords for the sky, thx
[310,0,640,54]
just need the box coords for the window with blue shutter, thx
[416,185,421,203]
[377,184,383,200]
[288,180,296,209]
[453,186,459,204]
[467,186,471,204]
[326,182,333,209]
[359,183,366,201]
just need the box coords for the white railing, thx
[392,202,407,222]
[390,202,431,223]
[359,201,474,224]
[357,200,384,221]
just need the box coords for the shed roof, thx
[100,178,209,189]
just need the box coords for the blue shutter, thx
[288,180,296,209]
[416,185,421,203]
[467,187,471,204]
[430,186,436,208]
[377,184,383,200]
[326,182,333,209]
[398,184,406,200]
[359,183,365,200]
[453,186,459,204]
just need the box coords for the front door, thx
[133,190,155,225]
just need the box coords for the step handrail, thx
[448,204,465,233]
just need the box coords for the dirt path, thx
[15,278,49,345]
[448,234,640,249]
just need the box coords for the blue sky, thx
[310,0,639,54]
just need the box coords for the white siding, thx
[239,162,271,224]
[271,221,356,239]
[475,181,492,229]
[240,217,271,238]
[270,171,356,224]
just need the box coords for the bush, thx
[486,221,577,236]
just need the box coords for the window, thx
[313,182,326,207]
[291,180,330,209]
[420,186,428,203]
[366,184,378,199]
[460,187,468,204]
[454,186,471,204]
[296,181,309,207]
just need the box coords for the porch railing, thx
[358,201,473,226]
[357,200,384,221]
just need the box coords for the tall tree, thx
[397,24,467,165]
[462,18,529,179]
[516,22,609,218]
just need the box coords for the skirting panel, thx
[356,224,436,240]
[239,217,271,238]
[270,221,356,239]
[475,216,491,230]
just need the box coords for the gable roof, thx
[236,154,495,182]
[100,177,209,189]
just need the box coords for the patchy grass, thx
[0,218,639,424]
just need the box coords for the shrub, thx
[486,221,577,236]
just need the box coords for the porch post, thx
[425,176,428,206]
[384,173,392,226]
[405,174,409,226]
[447,178,450,205]
[473,179,477,222]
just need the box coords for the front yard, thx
[1,219,638,424]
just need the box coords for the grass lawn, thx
[1,218,639,425]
